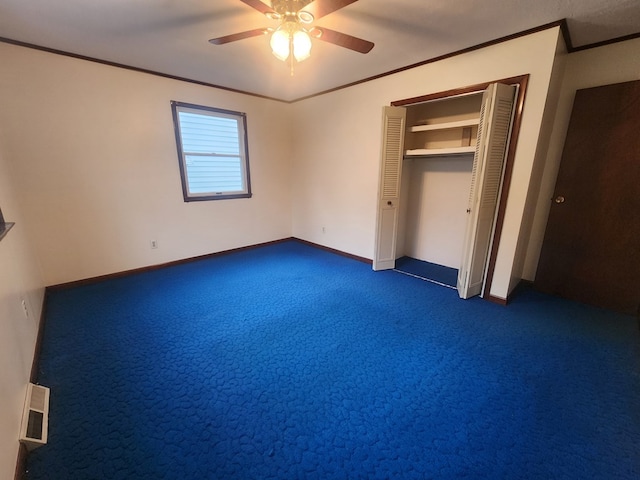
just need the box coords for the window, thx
[171,101,252,201]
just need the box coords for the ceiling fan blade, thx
[209,28,269,45]
[310,27,374,53]
[238,0,276,16]
[303,0,358,19]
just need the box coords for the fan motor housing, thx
[271,0,313,16]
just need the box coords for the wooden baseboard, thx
[47,238,297,290]
[14,443,27,480]
[47,238,373,291]
[291,238,372,265]
[484,279,532,306]
[30,290,49,382]
[485,294,508,306]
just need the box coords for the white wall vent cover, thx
[19,383,50,450]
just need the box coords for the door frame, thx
[391,74,529,303]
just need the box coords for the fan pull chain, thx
[289,36,295,76]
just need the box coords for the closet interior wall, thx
[397,94,483,269]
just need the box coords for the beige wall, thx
[290,27,562,300]
[401,156,474,268]
[508,36,568,291]
[0,43,294,287]
[523,36,640,279]
[0,144,44,480]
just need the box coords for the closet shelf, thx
[409,118,480,132]
[405,146,476,157]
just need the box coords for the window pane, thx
[185,155,243,193]
[178,112,240,155]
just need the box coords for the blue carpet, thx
[27,240,640,479]
[394,256,458,288]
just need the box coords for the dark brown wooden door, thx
[535,80,640,315]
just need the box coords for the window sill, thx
[0,222,15,242]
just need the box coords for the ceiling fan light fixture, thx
[270,27,290,61]
[270,21,312,63]
[209,0,375,71]
[292,29,312,61]
[297,11,314,24]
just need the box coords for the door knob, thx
[554,195,565,204]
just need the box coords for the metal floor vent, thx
[19,383,50,450]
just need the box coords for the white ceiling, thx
[1,0,639,102]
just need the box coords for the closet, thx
[374,80,520,299]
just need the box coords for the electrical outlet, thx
[150,240,158,249]
[21,299,29,318]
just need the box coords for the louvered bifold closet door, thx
[373,106,406,270]
[457,83,516,298]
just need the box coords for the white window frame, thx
[171,101,252,201]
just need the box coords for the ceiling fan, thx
[209,0,374,73]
